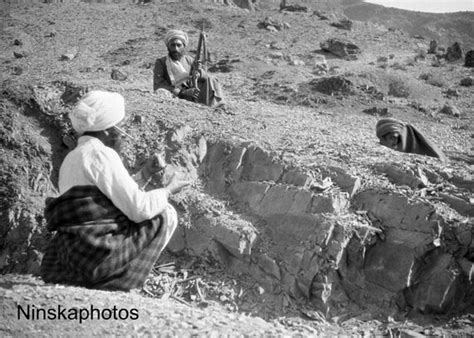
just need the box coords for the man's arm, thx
[88,147,170,223]
[153,58,181,96]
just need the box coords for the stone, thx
[230,181,269,213]
[428,40,438,54]
[465,50,474,67]
[439,193,474,217]
[362,107,389,117]
[446,42,463,62]
[309,76,353,95]
[196,135,207,163]
[319,166,361,197]
[402,250,466,313]
[61,53,75,61]
[269,52,283,59]
[374,163,427,189]
[166,125,192,150]
[111,69,127,81]
[355,191,438,233]
[290,59,305,66]
[61,47,79,61]
[12,66,23,75]
[320,38,361,60]
[13,51,27,58]
[295,251,320,298]
[444,88,459,97]
[364,241,417,292]
[330,19,353,31]
[269,41,285,50]
[266,25,278,33]
[184,215,258,259]
[256,253,281,280]
[309,192,349,214]
[241,146,284,182]
[258,185,300,216]
[439,103,461,117]
[457,257,473,280]
[154,88,174,99]
[281,169,311,187]
[281,4,308,12]
[312,54,328,75]
[460,77,473,86]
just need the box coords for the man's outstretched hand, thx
[165,172,192,195]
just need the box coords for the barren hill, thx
[342,0,474,48]
[0,1,473,336]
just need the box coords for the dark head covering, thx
[376,118,446,161]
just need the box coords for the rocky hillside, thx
[342,0,474,48]
[0,0,473,335]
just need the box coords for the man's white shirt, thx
[59,136,169,223]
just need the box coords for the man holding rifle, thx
[153,29,225,106]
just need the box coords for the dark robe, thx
[40,186,170,291]
[376,118,446,160]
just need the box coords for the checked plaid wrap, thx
[40,185,176,291]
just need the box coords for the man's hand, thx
[179,88,200,101]
[194,61,208,80]
[165,172,192,195]
[140,153,166,182]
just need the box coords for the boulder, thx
[13,51,27,58]
[460,77,473,87]
[439,103,461,117]
[465,50,474,67]
[330,19,353,31]
[362,107,389,117]
[428,40,438,54]
[402,250,468,313]
[61,47,79,61]
[446,42,463,62]
[280,4,308,12]
[309,76,353,95]
[320,38,360,60]
[111,69,127,81]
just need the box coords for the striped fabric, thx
[40,185,172,291]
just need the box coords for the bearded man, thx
[40,90,190,291]
[153,29,225,106]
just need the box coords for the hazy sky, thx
[364,0,474,13]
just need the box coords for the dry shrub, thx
[419,72,447,87]
[391,62,407,71]
[388,77,410,98]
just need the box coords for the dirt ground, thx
[0,0,473,336]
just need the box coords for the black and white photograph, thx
[0,0,473,335]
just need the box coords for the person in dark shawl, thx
[376,118,446,161]
[153,29,225,106]
[40,90,190,291]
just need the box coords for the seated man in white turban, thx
[153,29,225,107]
[40,90,190,291]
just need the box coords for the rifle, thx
[191,25,210,105]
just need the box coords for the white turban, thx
[70,90,125,135]
[165,29,188,47]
